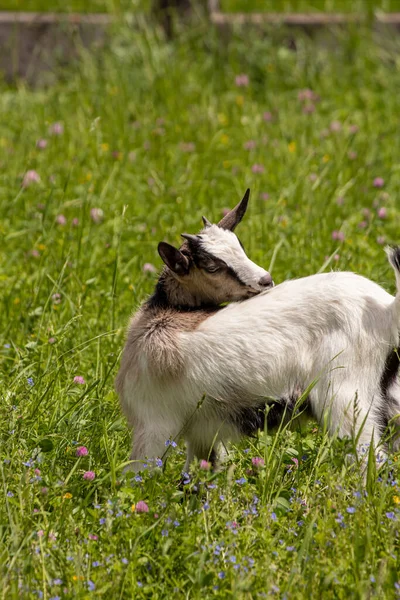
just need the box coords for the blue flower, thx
[271,512,277,521]
[6,491,13,497]
[161,529,168,537]
[134,475,143,483]
[156,458,163,467]
[235,477,246,485]
[87,580,95,591]
[27,377,34,387]
[52,579,62,585]
[229,555,236,563]
[165,440,177,448]
[286,546,295,552]
[218,572,225,579]
[346,507,356,514]
[370,576,376,583]
[99,517,106,525]
[137,581,143,587]
[203,502,210,511]
[386,512,396,520]
[93,561,101,567]
[121,558,129,564]
[173,520,180,527]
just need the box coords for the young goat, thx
[116,190,400,472]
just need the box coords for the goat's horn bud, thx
[181,233,199,244]
[202,216,212,228]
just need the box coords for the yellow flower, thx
[218,113,228,126]
[288,141,296,153]
[131,504,136,512]
[322,154,330,163]
[13,298,20,305]
[63,493,72,499]
[393,496,400,504]
[100,143,109,152]
[220,134,229,145]
[236,95,244,107]
[38,244,46,251]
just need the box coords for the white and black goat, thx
[116,189,400,471]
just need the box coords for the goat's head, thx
[157,189,273,306]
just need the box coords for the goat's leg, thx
[126,421,176,473]
[184,437,220,473]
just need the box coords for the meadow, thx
[1,12,400,599]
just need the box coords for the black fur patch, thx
[380,347,400,432]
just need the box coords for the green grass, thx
[1,16,400,600]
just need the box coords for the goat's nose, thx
[258,273,273,288]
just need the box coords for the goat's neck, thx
[147,270,210,311]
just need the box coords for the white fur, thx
[118,260,400,472]
[199,225,270,290]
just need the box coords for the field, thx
[1,12,400,600]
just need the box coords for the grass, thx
[1,0,399,14]
[1,15,400,600]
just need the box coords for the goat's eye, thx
[204,265,220,273]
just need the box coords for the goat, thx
[116,190,400,472]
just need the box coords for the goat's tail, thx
[386,246,400,321]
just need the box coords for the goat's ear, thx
[202,216,212,228]
[217,188,250,231]
[158,242,190,275]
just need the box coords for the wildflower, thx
[235,477,246,485]
[180,142,195,152]
[235,74,249,87]
[251,164,264,174]
[291,457,299,467]
[358,221,367,229]
[143,263,157,274]
[286,546,295,551]
[330,121,341,132]
[6,491,13,497]
[346,507,356,514]
[41,487,48,495]
[377,207,387,219]
[83,471,96,481]
[165,439,177,448]
[52,293,61,304]
[89,534,98,540]
[99,517,106,524]
[36,139,48,149]
[73,376,86,385]
[121,557,129,564]
[53,579,63,585]
[90,208,104,224]
[244,140,256,150]
[303,104,315,114]
[298,89,319,103]
[309,173,318,182]
[87,580,95,592]
[336,197,344,206]
[155,458,163,467]
[393,496,400,504]
[332,230,345,242]
[137,581,143,588]
[200,459,211,470]
[386,511,396,520]
[56,215,66,226]
[218,572,225,579]
[263,111,273,121]
[271,512,277,521]
[72,218,79,227]
[27,378,34,387]
[349,124,359,134]
[63,493,72,499]
[22,170,40,187]
[373,177,385,188]
[261,192,269,201]
[161,529,169,537]
[377,236,386,245]
[76,446,88,457]
[348,151,357,160]
[288,141,296,153]
[136,501,149,513]
[50,122,64,135]
[251,457,265,467]
[135,475,143,482]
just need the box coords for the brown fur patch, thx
[115,304,218,392]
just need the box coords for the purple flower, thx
[200,460,211,470]
[373,177,385,188]
[386,511,396,520]
[136,501,149,513]
[235,477,246,485]
[165,440,177,448]
[271,512,277,521]
[377,207,387,219]
[332,230,345,242]
[251,457,265,467]
[235,74,249,87]
[6,491,13,497]
[218,572,225,579]
[74,376,86,385]
[36,139,48,149]
[155,458,163,467]
[22,170,40,188]
[346,507,356,514]
[56,215,67,226]
[161,529,168,537]
[83,471,96,481]
[358,221,367,229]
[286,546,295,551]
[52,293,61,304]
[90,208,104,224]
[87,580,95,592]
[244,140,256,150]
[303,103,315,114]
[27,377,34,387]
[50,122,64,135]
[298,89,319,102]
[143,263,157,274]
[251,164,264,174]
[76,446,88,457]
[72,218,79,227]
